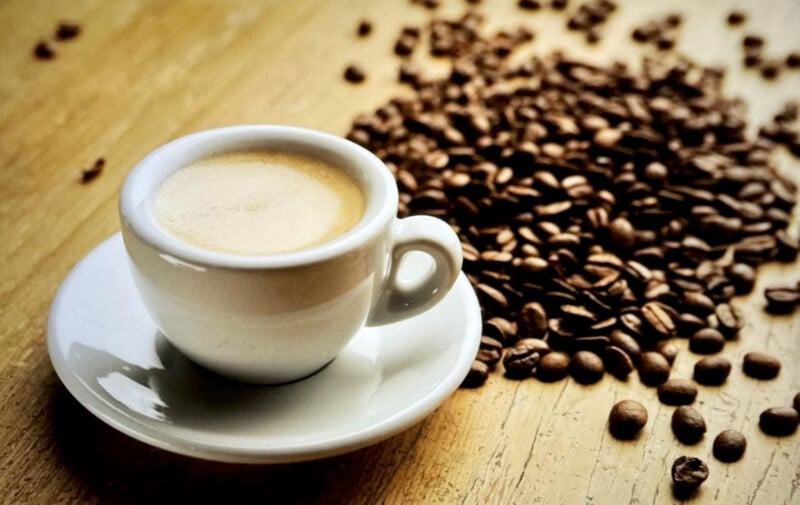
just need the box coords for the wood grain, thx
[1,0,799,503]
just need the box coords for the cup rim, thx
[119,125,397,269]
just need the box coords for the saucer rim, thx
[47,233,482,463]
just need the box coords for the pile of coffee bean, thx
[346,11,797,390]
[630,14,682,51]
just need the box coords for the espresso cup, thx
[119,125,463,384]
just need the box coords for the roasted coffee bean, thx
[794,392,800,412]
[33,40,56,60]
[657,378,698,406]
[655,341,678,365]
[642,302,675,337]
[727,11,746,25]
[764,287,800,314]
[462,360,489,388]
[608,400,648,440]
[517,301,548,339]
[713,430,746,462]
[715,303,743,339]
[56,21,81,40]
[693,356,732,385]
[609,330,641,364]
[536,352,570,382]
[344,65,366,83]
[477,336,503,368]
[787,52,800,68]
[503,339,548,378]
[518,0,542,10]
[671,456,709,498]
[80,158,105,183]
[775,230,800,262]
[671,406,707,444]
[759,407,799,436]
[604,345,635,379]
[483,317,516,344]
[760,61,781,80]
[569,351,604,384]
[727,263,756,294]
[689,328,725,354]
[638,351,671,386]
[742,351,781,379]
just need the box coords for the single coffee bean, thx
[727,11,746,25]
[671,406,707,444]
[689,328,725,354]
[604,345,635,379]
[759,407,799,436]
[357,20,373,37]
[517,301,548,339]
[462,360,489,388]
[693,356,732,385]
[642,302,675,337]
[569,351,604,384]
[794,392,800,412]
[537,352,570,382]
[608,400,648,440]
[609,330,641,364]
[671,456,709,498]
[344,64,366,83]
[715,303,743,339]
[713,430,746,462]
[638,351,671,386]
[657,378,698,406]
[764,287,800,314]
[33,40,56,60]
[742,351,781,379]
[56,21,81,40]
[655,341,679,365]
[727,263,756,294]
[503,339,547,378]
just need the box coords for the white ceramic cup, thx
[119,125,463,384]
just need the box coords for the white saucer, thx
[47,233,481,464]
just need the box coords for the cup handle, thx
[366,215,463,326]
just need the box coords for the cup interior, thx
[120,125,397,269]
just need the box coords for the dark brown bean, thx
[608,400,648,440]
[604,345,635,379]
[503,339,547,378]
[727,11,746,26]
[689,328,725,354]
[638,351,671,386]
[80,158,105,183]
[671,456,709,498]
[671,406,707,444]
[461,360,489,388]
[657,378,698,405]
[759,407,799,436]
[713,430,746,462]
[517,302,548,339]
[794,392,800,412]
[569,351,604,384]
[609,330,641,364]
[655,341,679,365]
[693,356,732,385]
[764,287,800,314]
[536,352,570,382]
[33,40,56,60]
[344,65,366,83]
[56,21,81,40]
[742,351,781,380]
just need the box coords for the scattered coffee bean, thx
[551,0,569,9]
[671,406,707,444]
[33,40,56,60]
[759,407,799,436]
[657,378,698,406]
[569,351,604,384]
[689,328,725,354]
[764,287,800,314]
[462,360,490,387]
[394,27,419,56]
[80,158,105,183]
[56,21,81,40]
[638,352,671,387]
[713,430,746,462]
[760,61,781,80]
[537,352,570,382]
[742,351,781,380]
[655,341,678,365]
[344,65,366,83]
[357,20,373,37]
[671,456,709,498]
[727,11,746,26]
[787,52,800,68]
[693,356,731,385]
[743,34,764,49]
[518,0,542,10]
[604,345,634,379]
[608,400,648,440]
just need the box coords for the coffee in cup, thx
[153,150,366,256]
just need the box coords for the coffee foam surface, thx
[154,151,365,256]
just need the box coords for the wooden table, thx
[2,0,799,503]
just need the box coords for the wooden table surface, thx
[1,0,799,503]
